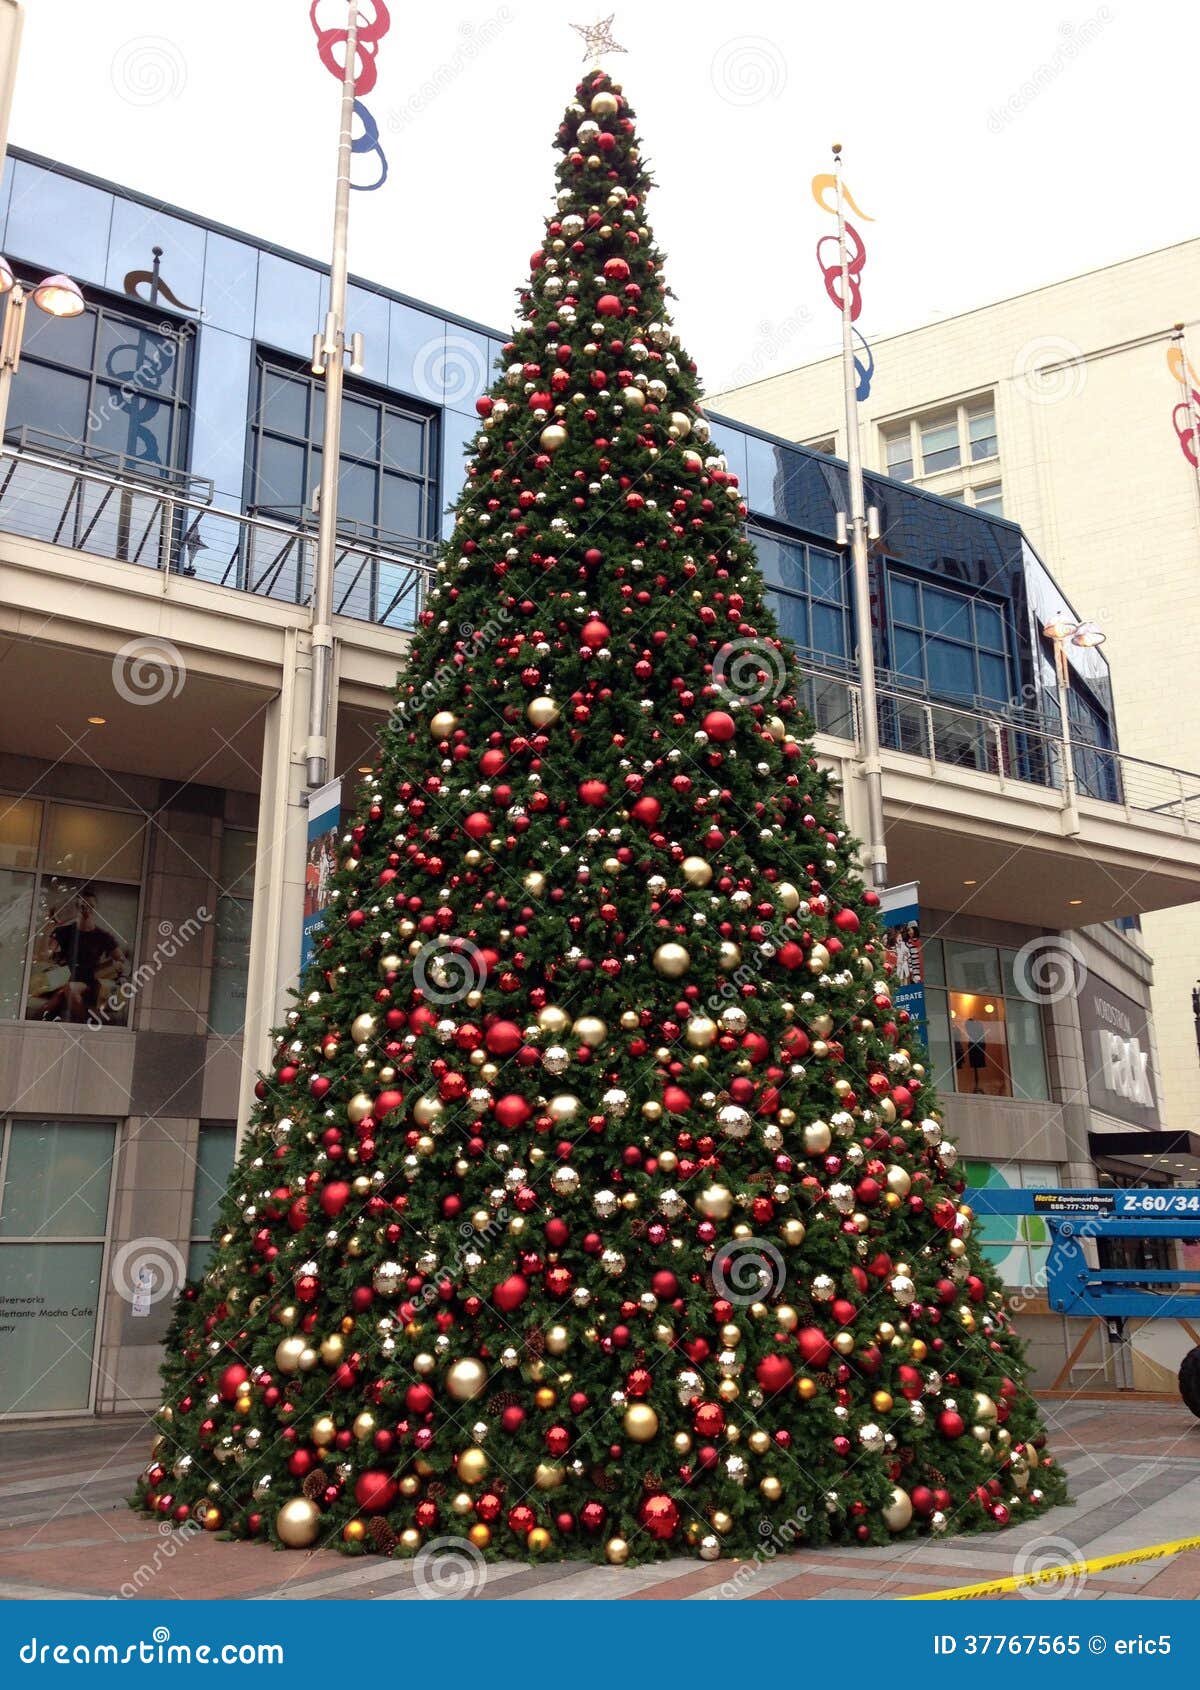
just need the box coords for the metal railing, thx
[0,442,437,630]
[2,442,1198,837]
[794,659,1200,836]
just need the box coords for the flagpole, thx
[306,1,360,788]
[833,142,888,891]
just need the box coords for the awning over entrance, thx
[1089,1129,1200,1184]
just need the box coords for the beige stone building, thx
[713,238,1200,1145]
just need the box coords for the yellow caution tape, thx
[905,1533,1200,1599]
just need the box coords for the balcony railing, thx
[0,441,437,630]
[793,659,1200,835]
[2,443,1198,837]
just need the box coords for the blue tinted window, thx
[812,603,846,658]
[890,576,919,625]
[894,628,924,680]
[975,603,1005,651]
[923,586,972,641]
[928,639,975,697]
[808,547,841,602]
[979,654,1010,702]
[768,590,809,651]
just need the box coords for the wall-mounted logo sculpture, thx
[811,170,874,401]
[309,0,391,191]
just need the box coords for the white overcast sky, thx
[8,0,1198,393]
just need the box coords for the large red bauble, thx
[495,1094,531,1130]
[596,293,623,317]
[579,779,609,807]
[692,1401,725,1438]
[464,812,491,839]
[406,1383,435,1415]
[638,1493,680,1540]
[354,1470,397,1514]
[319,1181,352,1218]
[630,794,661,826]
[755,1354,795,1394]
[701,709,736,742]
[777,941,805,971]
[910,1484,935,1517]
[938,1409,966,1440]
[833,908,861,933]
[581,617,611,648]
[218,1363,249,1402]
[797,1327,834,1367]
[651,1270,678,1299]
[493,1274,530,1313]
[663,1084,691,1115]
[374,1089,403,1117]
[485,1020,523,1056]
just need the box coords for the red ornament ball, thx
[638,1493,680,1541]
[701,709,736,742]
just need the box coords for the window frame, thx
[881,397,999,490]
[207,828,257,1037]
[921,938,1050,1102]
[751,524,853,670]
[885,568,1014,708]
[0,1115,121,1417]
[247,352,439,546]
[187,1120,237,1280]
[0,794,150,1029]
[1,269,194,479]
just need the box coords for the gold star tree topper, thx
[571,14,627,65]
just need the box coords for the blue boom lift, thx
[969,1186,1200,1413]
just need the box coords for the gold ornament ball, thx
[605,1537,630,1565]
[469,1523,491,1549]
[412,1095,442,1126]
[777,881,801,911]
[872,1391,894,1415]
[534,1463,566,1491]
[400,1529,422,1553]
[718,941,742,970]
[803,1120,832,1154]
[653,942,691,978]
[524,870,546,897]
[310,1414,336,1447]
[686,1016,718,1049]
[534,1386,557,1410]
[547,1093,580,1125]
[195,1500,224,1532]
[621,384,646,411]
[748,1429,770,1454]
[527,696,559,728]
[429,711,458,740]
[352,1411,376,1442]
[760,1476,783,1502]
[573,1015,608,1048]
[834,1332,856,1356]
[538,1004,571,1035]
[797,1377,818,1401]
[527,1526,553,1554]
[681,855,712,887]
[274,1335,308,1375]
[346,1092,373,1125]
[545,1324,570,1356]
[780,1219,807,1247]
[886,1165,912,1198]
[591,89,619,116]
[973,1392,998,1425]
[711,1510,733,1535]
[776,1304,799,1332]
[697,1183,733,1220]
[457,1446,488,1485]
[350,1012,376,1044]
[342,1519,367,1545]
[399,1475,421,1497]
[275,1497,321,1548]
[446,1358,488,1402]
[883,1486,914,1532]
[623,1403,659,1442]
[319,1334,345,1366]
[540,423,568,453]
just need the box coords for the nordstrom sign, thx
[1079,977,1159,1129]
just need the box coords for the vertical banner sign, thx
[810,169,875,400]
[309,1,391,190]
[879,881,926,1032]
[302,780,342,971]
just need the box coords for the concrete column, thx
[236,627,327,1145]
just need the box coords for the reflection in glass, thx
[0,870,35,1019]
[25,877,139,1026]
[0,1120,117,1238]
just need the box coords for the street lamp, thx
[1043,615,1106,809]
[0,256,85,442]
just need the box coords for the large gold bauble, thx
[400,1529,422,1552]
[534,1463,566,1491]
[680,856,712,887]
[760,1476,783,1502]
[623,1404,659,1442]
[883,1486,914,1532]
[469,1523,491,1549]
[274,1336,309,1375]
[711,1510,733,1535]
[412,1095,443,1126]
[527,1526,552,1554]
[573,1015,608,1048]
[540,423,568,452]
[350,1013,375,1045]
[457,1447,489,1484]
[808,944,832,975]
[803,1120,832,1154]
[697,1183,733,1220]
[524,869,546,897]
[591,89,620,116]
[973,1392,998,1425]
[538,1004,571,1035]
[429,711,458,739]
[780,1219,807,1247]
[445,1358,488,1402]
[310,1415,336,1447]
[275,1497,321,1548]
[605,1537,630,1565]
[797,1377,818,1401]
[352,1411,376,1442]
[547,1093,580,1124]
[718,941,742,970]
[810,1013,834,1037]
[686,1016,718,1049]
[777,881,801,911]
[319,1334,345,1366]
[342,1520,367,1544]
[527,696,559,728]
[545,1324,570,1356]
[652,942,690,978]
[620,385,646,411]
[776,1304,799,1332]
[872,1391,894,1415]
[886,1165,912,1198]
[346,1092,373,1125]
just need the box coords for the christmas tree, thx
[136,64,1067,1565]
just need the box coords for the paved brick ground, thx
[2,1396,1200,1600]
